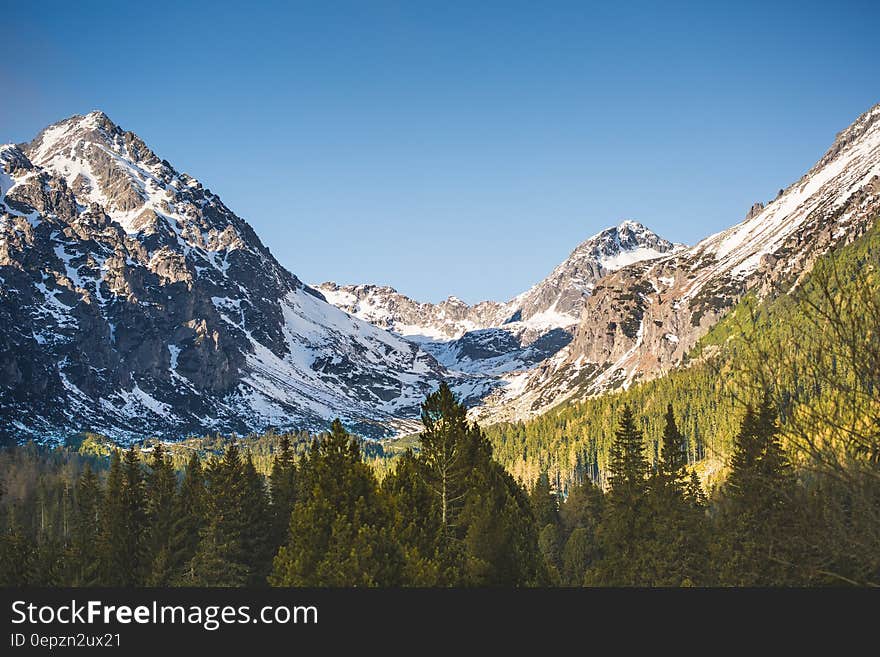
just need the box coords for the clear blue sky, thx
[3,1,878,303]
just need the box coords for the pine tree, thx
[685,470,707,509]
[657,404,687,488]
[645,405,709,585]
[529,470,559,529]
[270,419,403,586]
[98,449,125,586]
[169,452,205,584]
[717,395,801,585]
[242,454,273,586]
[145,444,177,586]
[530,470,561,583]
[389,385,543,586]
[418,382,476,540]
[189,445,250,586]
[116,446,147,586]
[269,434,297,551]
[607,405,650,498]
[591,405,653,585]
[69,463,102,586]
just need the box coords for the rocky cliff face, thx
[3,102,878,441]
[317,221,678,376]
[0,112,458,441]
[474,103,880,422]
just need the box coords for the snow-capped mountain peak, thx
[24,111,252,257]
[316,219,678,381]
[474,101,880,423]
[506,219,680,325]
[0,112,465,441]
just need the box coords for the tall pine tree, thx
[189,445,250,586]
[69,463,102,586]
[270,420,403,586]
[268,435,297,552]
[242,454,273,586]
[645,405,709,585]
[169,452,205,584]
[717,395,801,585]
[120,446,147,586]
[590,405,652,585]
[145,444,177,586]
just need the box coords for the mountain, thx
[474,102,880,422]
[0,111,462,441]
[317,221,679,376]
[3,103,878,444]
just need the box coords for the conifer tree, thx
[418,382,476,540]
[685,470,708,509]
[145,444,177,586]
[608,405,650,498]
[717,395,801,585]
[590,405,653,585]
[657,404,687,488]
[69,463,102,586]
[242,454,273,586]
[390,385,544,586]
[645,405,709,585]
[119,446,147,586]
[530,470,561,582]
[270,420,403,586]
[189,445,250,586]
[269,434,297,550]
[530,470,560,529]
[98,449,125,586]
[169,452,205,584]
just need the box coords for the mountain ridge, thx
[2,102,879,442]
[0,112,461,441]
[316,220,679,378]
[471,101,880,423]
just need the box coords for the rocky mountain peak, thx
[476,101,880,424]
[1,113,456,442]
[578,220,678,262]
[20,111,268,263]
[507,220,679,327]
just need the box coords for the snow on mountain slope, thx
[316,221,678,378]
[474,102,880,423]
[5,102,878,441]
[0,112,465,442]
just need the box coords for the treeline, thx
[72,427,385,477]
[485,219,880,493]
[2,382,878,586]
[0,384,543,586]
[485,362,732,493]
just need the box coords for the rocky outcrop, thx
[474,102,880,422]
[317,221,678,377]
[0,113,455,442]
